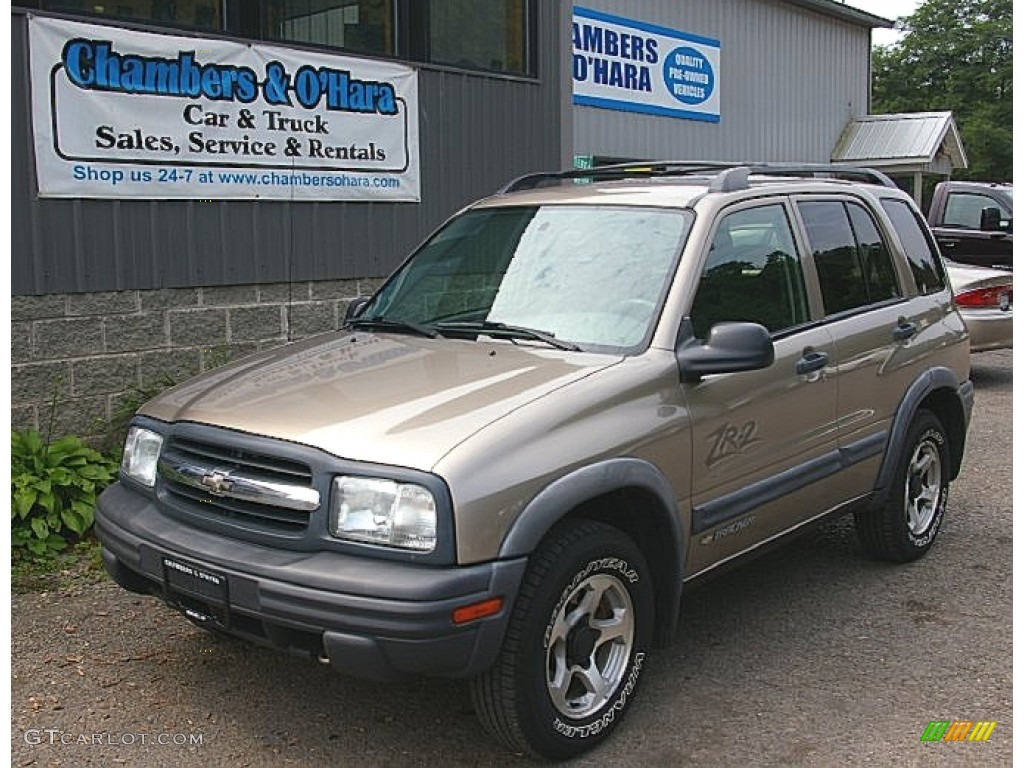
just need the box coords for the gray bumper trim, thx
[96,483,526,680]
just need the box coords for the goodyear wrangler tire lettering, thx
[552,651,645,738]
[470,520,653,760]
[856,409,950,562]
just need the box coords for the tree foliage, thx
[871,0,1012,181]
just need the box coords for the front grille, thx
[159,436,318,534]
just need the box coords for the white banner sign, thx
[29,16,420,200]
[572,6,720,123]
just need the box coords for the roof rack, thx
[742,163,898,188]
[499,162,733,193]
[497,161,897,194]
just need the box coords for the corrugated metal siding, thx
[11,6,565,296]
[573,0,871,163]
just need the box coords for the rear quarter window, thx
[880,199,946,294]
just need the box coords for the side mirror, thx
[676,321,774,383]
[343,296,371,324]
[979,207,1003,232]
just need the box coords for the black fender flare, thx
[871,366,973,507]
[498,458,686,644]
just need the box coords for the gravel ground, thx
[10,349,1013,767]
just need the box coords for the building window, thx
[427,0,528,74]
[39,0,222,30]
[266,0,395,56]
[28,0,536,77]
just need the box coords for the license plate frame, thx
[161,555,229,629]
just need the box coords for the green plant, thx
[201,344,234,370]
[103,372,180,457]
[11,430,118,560]
[102,346,233,455]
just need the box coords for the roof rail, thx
[498,161,736,194]
[739,163,898,188]
[497,161,897,194]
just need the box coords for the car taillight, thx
[955,285,1012,309]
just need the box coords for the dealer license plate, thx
[162,556,228,629]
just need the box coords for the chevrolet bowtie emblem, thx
[201,469,234,496]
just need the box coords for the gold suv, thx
[97,163,974,759]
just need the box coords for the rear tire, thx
[471,520,653,759]
[856,409,950,562]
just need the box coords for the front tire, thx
[856,409,950,562]
[471,520,653,759]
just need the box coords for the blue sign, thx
[572,6,721,123]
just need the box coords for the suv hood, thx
[140,332,621,471]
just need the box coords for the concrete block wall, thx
[11,279,382,444]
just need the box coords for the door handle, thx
[937,239,958,248]
[893,320,917,341]
[796,350,829,375]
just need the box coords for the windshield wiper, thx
[349,316,441,339]
[434,320,581,351]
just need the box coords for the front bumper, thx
[96,483,526,681]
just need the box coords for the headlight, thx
[330,476,437,552]
[121,427,164,487]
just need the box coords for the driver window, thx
[943,193,1010,229]
[690,204,810,340]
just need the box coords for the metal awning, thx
[832,112,968,204]
[832,111,968,174]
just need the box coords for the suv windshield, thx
[360,205,693,352]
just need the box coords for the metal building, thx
[570,0,884,164]
[10,1,889,436]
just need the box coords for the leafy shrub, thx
[11,430,118,560]
[101,345,232,456]
[103,373,179,457]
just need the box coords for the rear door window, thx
[846,203,901,303]
[798,200,902,315]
